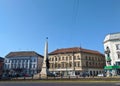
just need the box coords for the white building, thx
[104,32,120,76]
[4,51,43,76]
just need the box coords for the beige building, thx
[48,47,105,76]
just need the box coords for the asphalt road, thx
[0,81,119,86]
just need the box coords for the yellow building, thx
[49,47,105,76]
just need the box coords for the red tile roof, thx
[5,51,43,58]
[49,47,104,55]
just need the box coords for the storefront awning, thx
[104,66,120,69]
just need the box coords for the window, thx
[34,59,36,62]
[69,56,72,60]
[30,59,32,62]
[89,57,91,60]
[30,64,32,68]
[116,62,120,66]
[96,63,97,66]
[5,60,7,63]
[88,57,90,60]
[69,62,72,67]
[77,55,80,60]
[7,60,9,63]
[89,62,91,66]
[78,62,80,67]
[52,64,54,68]
[55,57,57,61]
[52,58,54,61]
[62,57,64,60]
[85,56,87,60]
[116,44,120,50]
[86,61,88,67]
[74,56,76,60]
[118,54,120,59]
[22,64,24,68]
[58,64,60,68]
[66,63,68,67]
[8,65,9,69]
[33,64,35,68]
[59,57,61,61]
[11,64,13,69]
[17,64,20,68]
[66,57,68,60]
[74,62,76,67]
[23,60,25,62]
[50,58,52,61]
[62,63,64,68]
[55,63,57,68]
[49,57,50,61]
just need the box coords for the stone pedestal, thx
[40,65,50,78]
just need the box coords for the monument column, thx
[40,37,50,78]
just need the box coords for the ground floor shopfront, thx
[50,68,104,77]
[3,68,40,77]
[104,65,120,76]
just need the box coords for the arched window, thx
[55,57,57,61]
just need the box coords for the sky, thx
[0,0,120,57]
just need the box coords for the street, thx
[0,81,119,86]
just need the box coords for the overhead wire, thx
[73,0,79,24]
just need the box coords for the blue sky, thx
[0,0,120,57]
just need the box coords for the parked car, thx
[97,73,106,77]
[47,73,56,77]
[79,72,89,77]
[24,74,32,77]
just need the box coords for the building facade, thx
[49,47,105,76]
[0,57,4,77]
[4,51,43,76]
[104,32,120,76]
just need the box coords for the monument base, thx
[33,73,41,79]
[40,74,47,78]
[33,73,48,79]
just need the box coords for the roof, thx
[0,57,4,61]
[104,32,120,43]
[5,51,43,58]
[49,47,104,56]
